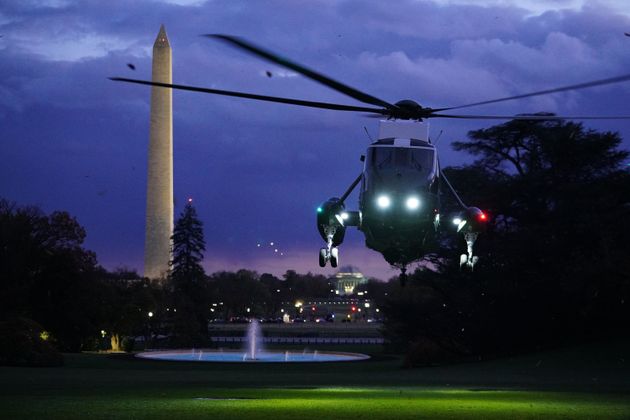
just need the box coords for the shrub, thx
[0,318,64,367]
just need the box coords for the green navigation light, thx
[317,207,323,213]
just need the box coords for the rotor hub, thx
[392,100,432,120]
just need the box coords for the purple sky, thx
[1,0,630,280]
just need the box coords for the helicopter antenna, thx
[363,126,373,142]
[440,169,468,209]
[433,130,443,145]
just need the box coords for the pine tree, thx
[170,201,206,288]
[168,201,208,345]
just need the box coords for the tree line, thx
[0,199,391,360]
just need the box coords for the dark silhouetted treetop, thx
[170,202,206,284]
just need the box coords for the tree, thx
[99,270,158,352]
[168,201,208,344]
[0,199,105,351]
[383,119,630,365]
[170,201,206,288]
[209,270,270,319]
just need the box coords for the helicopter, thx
[315,118,488,284]
[111,34,630,283]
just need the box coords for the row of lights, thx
[376,195,421,210]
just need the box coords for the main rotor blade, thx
[109,77,387,114]
[431,113,630,120]
[206,34,399,111]
[435,73,630,112]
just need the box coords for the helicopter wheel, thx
[319,248,327,267]
[459,254,468,268]
[470,256,479,270]
[330,247,339,268]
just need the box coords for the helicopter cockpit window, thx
[394,148,409,166]
[410,149,434,173]
[372,148,393,170]
[370,147,434,174]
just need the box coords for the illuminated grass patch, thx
[1,345,629,420]
[2,388,629,419]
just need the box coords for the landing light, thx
[340,212,349,220]
[453,217,462,225]
[376,195,391,209]
[406,197,420,210]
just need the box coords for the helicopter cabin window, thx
[370,147,434,174]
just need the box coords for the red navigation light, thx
[351,306,357,312]
[479,212,487,221]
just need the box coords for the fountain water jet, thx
[136,320,369,363]
[246,320,262,360]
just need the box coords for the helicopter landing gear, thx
[318,226,340,267]
[330,247,339,267]
[460,232,479,270]
[318,246,339,267]
[319,248,327,267]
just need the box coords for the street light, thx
[146,312,154,350]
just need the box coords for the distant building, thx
[274,267,379,323]
[333,266,368,296]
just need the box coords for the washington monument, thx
[144,25,173,280]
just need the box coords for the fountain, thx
[245,320,262,360]
[136,320,369,363]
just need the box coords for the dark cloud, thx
[1,0,629,279]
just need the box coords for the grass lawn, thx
[1,340,629,419]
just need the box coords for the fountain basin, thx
[136,349,370,363]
